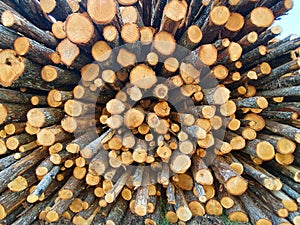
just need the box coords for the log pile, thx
[0,0,300,224]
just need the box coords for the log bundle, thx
[0,0,300,224]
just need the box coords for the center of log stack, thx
[1,0,300,225]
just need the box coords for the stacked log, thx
[0,0,300,224]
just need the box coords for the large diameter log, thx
[87,0,117,24]
[0,49,56,90]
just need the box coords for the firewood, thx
[249,183,290,218]
[239,190,273,225]
[0,2,57,48]
[212,156,248,196]
[159,0,187,35]
[45,178,85,222]
[174,185,192,222]
[236,154,282,191]
[40,0,73,21]
[265,160,300,183]
[57,38,92,70]
[27,166,61,203]
[223,190,249,223]
[105,168,132,203]
[265,120,300,144]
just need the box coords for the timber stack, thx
[0,0,300,224]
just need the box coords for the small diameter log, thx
[45,178,85,222]
[257,133,296,154]
[40,0,73,21]
[185,190,205,217]
[233,96,268,109]
[106,197,128,225]
[105,168,132,203]
[249,183,289,218]
[265,160,300,183]
[57,38,92,70]
[134,171,149,216]
[271,190,298,212]
[0,8,57,48]
[243,138,275,161]
[36,157,53,177]
[225,196,249,223]
[159,0,187,35]
[236,155,282,191]
[222,12,244,38]
[47,89,73,108]
[239,191,272,225]
[237,6,274,38]
[0,179,38,220]
[80,129,114,160]
[200,6,230,44]
[178,25,202,50]
[0,88,37,104]
[174,185,192,222]
[6,133,35,150]
[10,190,55,225]
[87,0,116,24]
[170,150,191,174]
[191,155,213,186]
[202,85,230,105]
[64,100,97,117]
[0,49,56,90]
[41,65,80,87]
[0,103,32,125]
[153,31,177,56]
[27,166,61,203]
[265,120,300,144]
[88,148,109,176]
[75,84,114,104]
[37,125,73,147]
[0,23,20,49]
[211,156,248,196]
[281,183,300,204]
[223,131,246,150]
[13,37,55,65]
[27,108,64,128]
[65,12,99,46]
[205,199,223,216]
[0,146,47,193]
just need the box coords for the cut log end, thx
[256,141,275,161]
[250,7,274,28]
[87,0,116,24]
[0,50,25,87]
[66,13,95,45]
[198,44,218,66]
[228,212,249,223]
[226,177,248,196]
[153,31,176,56]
